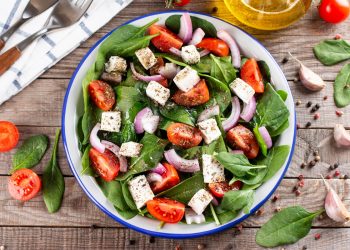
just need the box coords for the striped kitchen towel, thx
[0,0,132,105]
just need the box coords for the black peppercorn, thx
[282,57,289,64]
[306,122,311,128]
[306,101,312,108]
[129,239,136,245]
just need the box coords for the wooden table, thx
[1,1,350,249]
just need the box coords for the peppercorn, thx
[314,113,320,120]
[305,122,312,128]
[295,190,301,196]
[326,175,332,179]
[309,160,316,167]
[306,101,312,108]
[212,7,218,13]
[335,34,343,40]
[275,206,282,212]
[334,170,341,177]
[310,107,317,113]
[334,163,339,169]
[149,237,155,243]
[129,239,136,245]
[344,175,349,180]
[313,151,319,156]
[302,245,308,250]
[293,77,299,83]
[282,57,289,64]
[314,233,321,240]
[296,100,301,106]
[329,165,335,171]
[315,104,320,109]
[255,208,265,216]
[336,110,344,117]
[298,174,304,180]
[272,194,279,202]
[298,180,305,188]
[197,243,206,250]
[323,96,328,101]
[315,155,321,162]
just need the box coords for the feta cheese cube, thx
[135,47,157,70]
[128,175,155,209]
[181,45,200,65]
[100,111,121,132]
[197,118,221,144]
[202,154,225,183]
[173,66,200,92]
[185,208,206,224]
[229,78,255,104]
[119,142,143,157]
[188,189,213,215]
[146,81,170,106]
[105,56,127,73]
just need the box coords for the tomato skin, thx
[196,38,230,57]
[147,198,185,223]
[172,79,210,107]
[89,148,120,182]
[318,0,350,24]
[88,80,115,111]
[167,123,202,149]
[240,58,264,93]
[174,0,191,6]
[8,169,41,201]
[148,25,183,53]
[150,57,165,75]
[208,181,243,198]
[151,163,180,193]
[226,125,259,159]
[0,121,19,152]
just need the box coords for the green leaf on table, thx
[220,189,254,214]
[159,102,195,126]
[210,55,236,84]
[313,39,350,66]
[334,63,350,108]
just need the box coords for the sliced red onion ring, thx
[151,163,167,175]
[134,107,153,134]
[189,28,205,45]
[159,63,179,79]
[169,47,182,57]
[258,126,273,149]
[90,123,105,153]
[164,149,200,172]
[130,63,164,82]
[146,172,163,184]
[211,196,219,206]
[217,30,241,68]
[222,97,241,131]
[198,105,220,122]
[199,49,210,57]
[229,149,244,155]
[178,12,193,44]
[101,140,128,172]
[185,209,206,224]
[142,115,160,134]
[240,96,256,122]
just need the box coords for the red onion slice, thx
[90,123,105,153]
[258,126,273,149]
[178,12,193,44]
[217,30,241,68]
[189,28,205,45]
[164,149,200,173]
[222,97,241,131]
[240,96,256,122]
[134,107,153,134]
[142,115,160,134]
[159,63,179,79]
[199,49,210,57]
[101,140,128,172]
[151,163,167,175]
[169,47,182,57]
[198,105,220,122]
[146,172,163,184]
[211,196,219,206]
[185,209,206,224]
[130,63,164,82]
[229,149,244,155]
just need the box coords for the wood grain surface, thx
[1,0,350,249]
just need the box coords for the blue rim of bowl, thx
[62,10,297,239]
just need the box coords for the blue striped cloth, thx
[0,0,132,105]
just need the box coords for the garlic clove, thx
[334,124,350,148]
[299,64,326,91]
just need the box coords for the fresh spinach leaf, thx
[115,206,138,220]
[277,90,288,101]
[210,55,236,84]
[253,125,268,156]
[81,145,94,176]
[258,60,271,83]
[11,135,49,173]
[269,119,289,138]
[97,178,129,211]
[115,86,145,115]
[230,167,268,186]
[334,63,350,108]
[192,55,212,73]
[43,129,65,213]
[178,146,202,159]
[220,189,254,214]
[215,207,239,224]
[159,102,195,126]
[121,180,137,210]
[256,206,323,247]
[313,39,350,66]
[202,136,227,155]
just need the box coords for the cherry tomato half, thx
[172,79,210,107]
[148,25,183,53]
[88,80,115,111]
[208,181,243,198]
[151,162,180,193]
[240,58,264,93]
[147,197,185,223]
[89,148,120,182]
[197,38,230,57]
[167,123,202,149]
[318,0,350,24]
[226,125,259,159]
[8,169,41,201]
[0,121,19,152]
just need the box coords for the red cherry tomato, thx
[240,58,264,93]
[147,198,185,223]
[196,38,230,57]
[88,80,115,111]
[148,25,183,53]
[167,123,202,149]
[0,121,19,152]
[318,0,350,24]
[151,162,180,193]
[8,169,41,201]
[208,181,243,198]
[89,148,120,182]
[172,79,210,107]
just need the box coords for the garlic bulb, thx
[322,176,350,223]
[334,124,350,148]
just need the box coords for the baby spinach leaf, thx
[202,136,227,155]
[253,125,268,157]
[231,167,268,186]
[178,146,202,159]
[313,39,350,66]
[43,129,65,213]
[81,145,94,176]
[115,206,138,220]
[269,119,289,138]
[115,86,145,115]
[192,55,212,73]
[277,90,288,101]
[165,15,217,38]
[258,60,271,83]
[159,102,195,126]
[220,189,254,214]
[11,135,49,173]
[97,178,129,211]
[334,63,350,108]
[121,179,138,210]
[157,173,205,203]
[210,55,236,84]
[215,207,239,224]
[256,206,323,247]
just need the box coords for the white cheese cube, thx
[173,66,200,92]
[202,154,225,183]
[229,78,255,104]
[100,111,121,132]
[135,47,157,70]
[119,142,143,157]
[197,118,221,144]
[105,56,127,73]
[128,175,155,209]
[188,189,213,215]
[185,208,206,224]
[181,45,200,65]
[146,81,170,106]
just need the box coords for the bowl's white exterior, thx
[62,11,296,239]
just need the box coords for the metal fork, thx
[0,0,93,76]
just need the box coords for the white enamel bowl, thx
[62,11,296,239]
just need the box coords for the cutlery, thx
[0,0,58,52]
[0,0,93,76]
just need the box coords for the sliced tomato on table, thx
[88,80,115,111]
[240,58,264,93]
[148,25,183,53]
[208,181,243,198]
[226,125,259,159]
[151,162,180,193]
[196,38,230,57]
[0,121,19,152]
[8,169,41,201]
[167,123,202,149]
[89,148,120,182]
[172,79,210,107]
[147,197,185,223]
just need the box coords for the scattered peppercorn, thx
[302,245,308,250]
[298,180,305,188]
[197,243,206,250]
[334,163,339,169]
[175,245,181,250]
[272,194,280,202]
[90,224,98,229]
[309,160,316,167]
[296,100,301,106]
[298,174,304,180]
[315,104,320,109]
[334,170,341,177]
[236,224,243,232]
[300,162,306,169]
[326,175,332,179]
[149,237,155,243]
[293,186,298,192]
[255,208,265,216]
[224,243,233,250]
[323,95,328,101]
[314,113,320,120]
[282,57,289,64]
[336,110,344,117]
[293,77,299,83]
[344,175,349,180]
[334,34,343,40]
[314,233,321,240]
[305,122,312,128]
[329,165,335,171]
[211,7,218,13]
[129,239,136,245]
[295,190,301,196]
[275,206,282,212]
[306,101,312,108]
[313,151,319,156]
[340,174,345,179]
[315,155,321,162]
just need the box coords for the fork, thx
[0,0,93,76]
